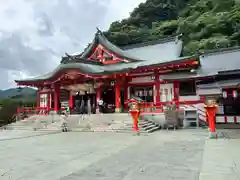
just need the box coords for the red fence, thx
[17,100,204,120]
[139,100,204,114]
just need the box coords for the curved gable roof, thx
[63,29,183,64]
[79,30,140,62]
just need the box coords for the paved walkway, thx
[0,129,240,180]
[199,130,240,180]
[0,130,58,141]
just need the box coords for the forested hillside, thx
[104,0,240,55]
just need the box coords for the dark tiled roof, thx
[197,79,240,89]
[62,30,183,64]
[120,35,180,50]
[197,47,240,77]
[160,72,198,80]
[15,55,196,83]
[200,46,240,56]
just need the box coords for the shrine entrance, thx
[101,86,115,113]
[72,92,96,114]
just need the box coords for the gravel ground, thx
[0,130,206,180]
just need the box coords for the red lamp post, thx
[127,98,141,135]
[204,100,218,138]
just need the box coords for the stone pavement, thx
[0,129,240,180]
[199,129,240,180]
[0,129,58,141]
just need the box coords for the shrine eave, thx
[15,55,199,86]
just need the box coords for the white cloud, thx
[0,0,146,89]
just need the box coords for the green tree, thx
[104,0,240,55]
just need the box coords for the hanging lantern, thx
[233,90,238,98]
[222,91,227,98]
[110,80,115,86]
[151,74,155,80]
[144,90,148,96]
[149,90,153,96]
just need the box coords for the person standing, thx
[80,97,85,120]
[75,92,80,114]
[87,97,91,116]
[98,99,104,114]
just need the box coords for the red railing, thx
[16,100,205,119]
[138,100,204,114]
[16,107,67,119]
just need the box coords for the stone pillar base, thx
[133,132,140,136]
[96,108,100,114]
[115,108,121,113]
[49,110,57,115]
[208,131,217,139]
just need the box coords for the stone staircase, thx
[1,115,62,132]
[139,119,160,133]
[2,113,160,133]
[69,113,160,133]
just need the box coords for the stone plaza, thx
[0,129,240,180]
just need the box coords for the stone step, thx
[140,122,154,128]
[5,126,33,130]
[36,128,61,132]
[142,124,156,131]
[4,114,160,134]
[146,126,160,133]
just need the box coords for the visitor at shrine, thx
[75,92,80,113]
[87,97,91,116]
[98,99,104,114]
[80,98,85,115]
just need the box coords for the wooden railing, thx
[139,100,204,114]
[17,100,205,119]
[16,107,67,119]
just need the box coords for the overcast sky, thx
[0,0,146,90]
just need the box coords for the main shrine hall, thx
[15,29,240,120]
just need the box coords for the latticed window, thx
[40,94,48,107]
[130,86,153,102]
[160,84,174,102]
[179,80,196,96]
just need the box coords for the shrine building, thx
[15,30,240,123]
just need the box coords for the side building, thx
[15,30,240,123]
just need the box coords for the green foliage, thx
[105,0,240,55]
[0,98,36,126]
[0,99,19,126]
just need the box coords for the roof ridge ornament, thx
[175,33,183,44]
[96,27,102,35]
[65,53,71,58]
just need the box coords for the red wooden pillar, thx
[115,83,121,113]
[173,81,180,107]
[124,76,129,110]
[47,92,51,111]
[54,85,60,112]
[124,85,128,110]
[155,73,160,105]
[48,91,52,109]
[69,92,73,109]
[36,88,40,109]
[96,88,101,113]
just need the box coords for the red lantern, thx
[222,91,227,98]
[233,90,238,98]
[149,90,153,96]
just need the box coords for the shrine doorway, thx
[102,86,115,113]
[72,92,96,114]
